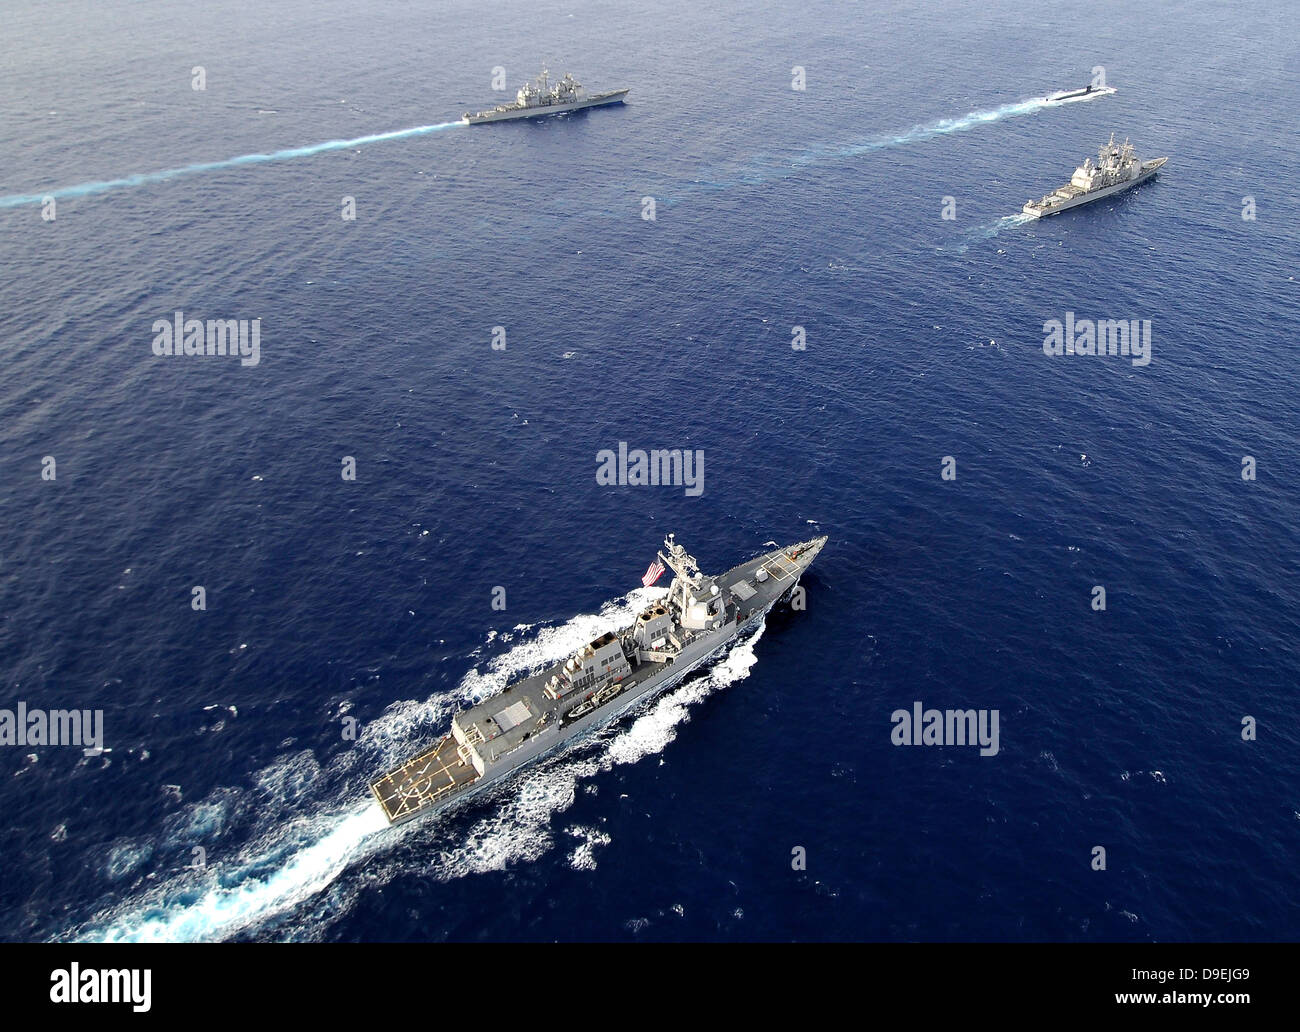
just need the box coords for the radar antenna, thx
[659,533,700,580]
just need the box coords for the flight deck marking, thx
[762,556,797,581]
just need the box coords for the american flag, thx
[641,559,665,587]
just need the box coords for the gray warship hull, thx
[1024,156,1167,218]
[371,536,827,826]
[462,88,629,125]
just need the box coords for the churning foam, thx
[78,587,764,943]
[944,211,1038,253]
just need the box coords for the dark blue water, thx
[1,0,1297,942]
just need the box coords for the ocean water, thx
[0,0,1297,942]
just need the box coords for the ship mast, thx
[658,533,702,613]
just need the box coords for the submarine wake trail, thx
[0,120,466,210]
[680,90,1112,198]
[796,92,1106,167]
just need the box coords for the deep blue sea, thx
[1,0,1297,942]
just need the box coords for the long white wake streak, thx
[0,120,465,209]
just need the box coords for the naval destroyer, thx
[1023,134,1167,217]
[461,68,628,124]
[371,533,827,825]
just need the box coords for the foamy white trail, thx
[684,89,1114,199]
[0,120,465,209]
[80,586,765,942]
[6,87,1109,212]
[793,88,1113,169]
[96,807,389,943]
[944,211,1038,252]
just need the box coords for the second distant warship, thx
[370,533,827,825]
[1024,134,1167,217]
[461,68,628,124]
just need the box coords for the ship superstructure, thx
[1023,134,1167,217]
[461,68,629,124]
[370,533,827,825]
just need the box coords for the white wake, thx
[79,589,766,942]
[0,120,465,209]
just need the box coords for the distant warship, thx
[1024,134,1167,217]
[371,533,827,825]
[461,68,628,124]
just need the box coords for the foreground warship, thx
[461,68,628,124]
[1024,133,1167,217]
[371,533,827,825]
